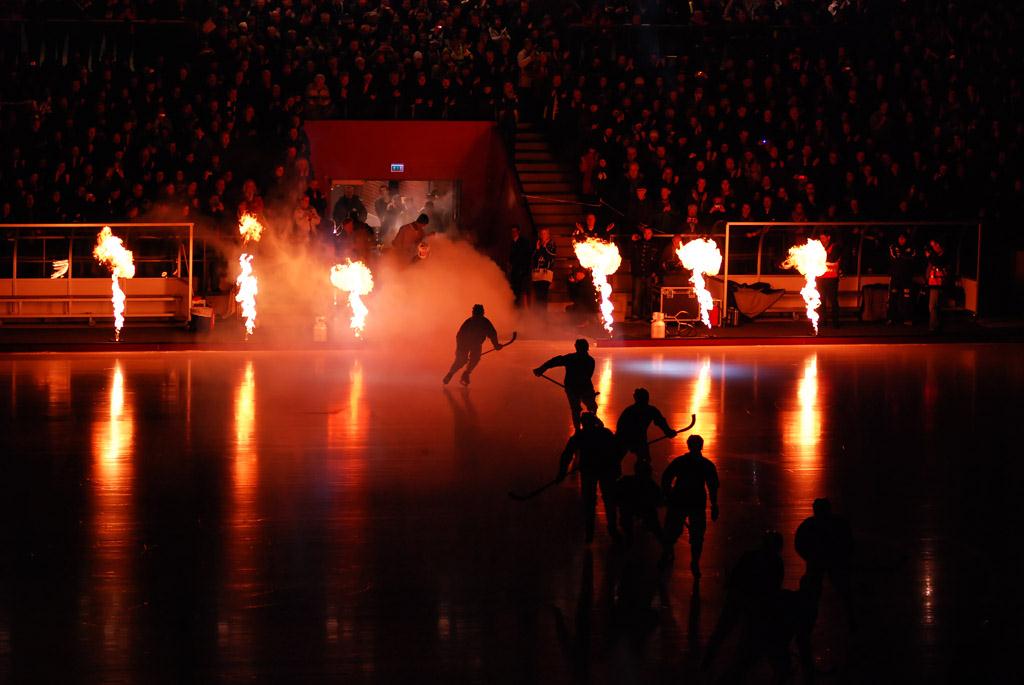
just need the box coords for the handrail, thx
[0,223,194,228]
[720,221,975,227]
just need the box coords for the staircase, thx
[512,122,631,316]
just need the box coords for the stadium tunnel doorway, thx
[329,179,461,246]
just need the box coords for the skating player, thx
[443,304,503,386]
[533,338,598,431]
[557,412,624,543]
[615,387,677,464]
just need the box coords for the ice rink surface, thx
[2,342,1022,682]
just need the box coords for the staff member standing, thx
[507,225,533,308]
[924,237,952,333]
[531,228,557,314]
[887,233,917,324]
[817,230,841,328]
[630,225,660,321]
[392,213,430,258]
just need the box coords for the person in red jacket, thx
[817,230,842,327]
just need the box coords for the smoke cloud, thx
[366,234,516,354]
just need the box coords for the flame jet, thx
[330,260,375,337]
[573,238,622,333]
[677,238,723,329]
[93,227,136,341]
[782,239,828,334]
[235,213,264,338]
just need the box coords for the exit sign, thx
[390,163,405,173]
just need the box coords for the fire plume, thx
[782,239,828,334]
[573,238,622,333]
[234,213,264,338]
[238,213,265,244]
[677,238,722,328]
[330,260,375,337]
[93,227,136,340]
[236,254,258,336]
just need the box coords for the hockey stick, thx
[507,476,564,501]
[645,414,698,446]
[508,421,696,501]
[537,373,601,396]
[480,331,518,357]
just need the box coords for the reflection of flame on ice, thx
[782,239,828,334]
[677,238,722,328]
[236,254,258,337]
[797,354,820,450]
[93,227,136,340]
[330,260,375,337]
[238,213,265,243]
[573,238,622,333]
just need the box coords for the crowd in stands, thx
[1,0,1021,256]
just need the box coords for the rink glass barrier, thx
[0,223,194,322]
[652,221,981,321]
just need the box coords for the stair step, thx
[516,162,560,172]
[514,141,547,150]
[516,132,545,142]
[523,182,574,193]
[515,151,556,161]
[527,203,581,215]
[518,171,569,182]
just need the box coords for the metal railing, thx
[0,223,194,322]
[719,221,983,316]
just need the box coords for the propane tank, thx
[650,311,666,339]
[313,316,328,342]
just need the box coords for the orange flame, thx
[573,238,622,333]
[782,239,828,334]
[330,260,375,336]
[238,213,264,243]
[93,227,136,339]
[677,238,722,328]
[234,214,264,339]
[235,254,258,336]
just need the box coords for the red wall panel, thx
[305,121,530,257]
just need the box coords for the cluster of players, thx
[445,306,856,679]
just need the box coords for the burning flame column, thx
[330,260,374,337]
[236,214,264,338]
[93,227,136,341]
[782,239,828,334]
[573,238,622,333]
[677,238,723,329]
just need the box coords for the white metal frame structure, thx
[717,221,983,319]
[0,223,195,323]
